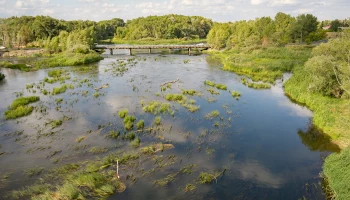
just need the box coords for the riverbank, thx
[0,51,103,71]
[210,45,350,200]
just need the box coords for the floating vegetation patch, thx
[141,101,174,116]
[207,89,220,95]
[52,84,75,95]
[205,110,220,119]
[184,184,196,192]
[130,138,141,148]
[136,120,145,130]
[241,78,271,89]
[123,115,136,130]
[153,173,178,187]
[182,89,201,96]
[165,94,200,112]
[118,109,128,118]
[204,80,227,90]
[154,116,162,126]
[4,96,40,119]
[231,91,241,100]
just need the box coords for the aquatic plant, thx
[48,69,64,77]
[123,115,136,130]
[205,110,220,119]
[142,101,173,115]
[130,137,141,148]
[123,132,136,141]
[153,173,178,187]
[4,96,40,119]
[108,130,120,139]
[154,116,161,126]
[89,147,108,154]
[207,89,220,95]
[136,120,145,129]
[184,184,196,192]
[198,172,214,184]
[182,89,200,96]
[241,78,271,89]
[215,84,227,90]
[52,84,74,95]
[118,109,128,118]
[204,80,216,87]
[165,94,186,102]
[231,91,241,97]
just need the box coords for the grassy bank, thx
[106,38,206,45]
[209,46,312,83]
[208,46,312,83]
[0,52,103,71]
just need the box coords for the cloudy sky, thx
[0,0,349,22]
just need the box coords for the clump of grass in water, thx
[184,184,196,192]
[108,130,120,139]
[154,116,161,126]
[123,132,135,141]
[118,109,128,118]
[207,89,219,95]
[130,137,141,148]
[182,89,200,96]
[204,80,216,87]
[136,120,144,130]
[48,69,64,77]
[205,110,220,119]
[153,173,178,187]
[76,136,86,143]
[89,146,108,154]
[241,78,271,89]
[215,84,227,90]
[56,98,63,104]
[141,101,174,116]
[231,91,241,97]
[52,84,74,95]
[165,94,186,102]
[50,120,62,129]
[123,115,136,130]
[4,96,40,119]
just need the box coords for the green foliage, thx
[182,89,199,95]
[136,120,144,130]
[52,84,74,95]
[204,80,216,87]
[204,80,227,90]
[165,94,186,102]
[130,138,141,148]
[154,116,161,126]
[231,91,241,97]
[324,148,350,200]
[215,84,227,90]
[123,115,136,130]
[205,110,220,119]
[117,14,212,40]
[9,96,40,110]
[141,101,173,115]
[118,109,128,118]
[0,61,31,72]
[207,23,231,49]
[48,69,64,77]
[5,105,34,120]
[198,172,214,184]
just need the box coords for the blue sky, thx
[0,0,349,22]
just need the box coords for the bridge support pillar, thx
[129,48,132,56]
[109,49,113,55]
[149,48,151,54]
[188,48,191,56]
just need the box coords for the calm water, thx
[0,50,338,199]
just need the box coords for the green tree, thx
[273,12,295,45]
[207,23,231,49]
[293,14,318,42]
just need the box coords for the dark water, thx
[0,51,338,199]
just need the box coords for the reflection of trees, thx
[298,124,340,153]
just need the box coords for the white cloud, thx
[251,0,266,5]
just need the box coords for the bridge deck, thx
[96,45,209,49]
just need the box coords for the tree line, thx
[207,12,339,49]
[0,16,124,48]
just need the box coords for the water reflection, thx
[298,123,340,152]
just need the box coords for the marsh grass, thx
[0,61,31,72]
[231,91,241,97]
[123,115,136,130]
[154,116,162,126]
[108,130,120,139]
[182,89,200,96]
[204,80,227,90]
[52,84,74,95]
[136,120,145,130]
[215,84,227,90]
[5,96,40,119]
[142,101,173,115]
[153,173,178,187]
[205,110,220,119]
[118,109,128,118]
[130,137,141,148]
[185,184,196,192]
[89,147,108,154]
[207,89,219,95]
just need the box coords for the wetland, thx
[0,50,339,199]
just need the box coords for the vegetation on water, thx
[141,101,174,116]
[0,61,31,72]
[205,110,220,119]
[123,115,136,131]
[118,109,128,118]
[204,80,227,90]
[241,78,271,89]
[154,116,162,126]
[231,91,241,97]
[182,89,200,96]
[4,96,40,119]
[52,84,74,95]
[136,120,145,130]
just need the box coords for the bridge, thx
[95,44,210,55]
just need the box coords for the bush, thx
[67,44,91,54]
[304,55,341,97]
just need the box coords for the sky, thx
[0,0,349,22]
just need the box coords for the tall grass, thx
[4,96,40,119]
